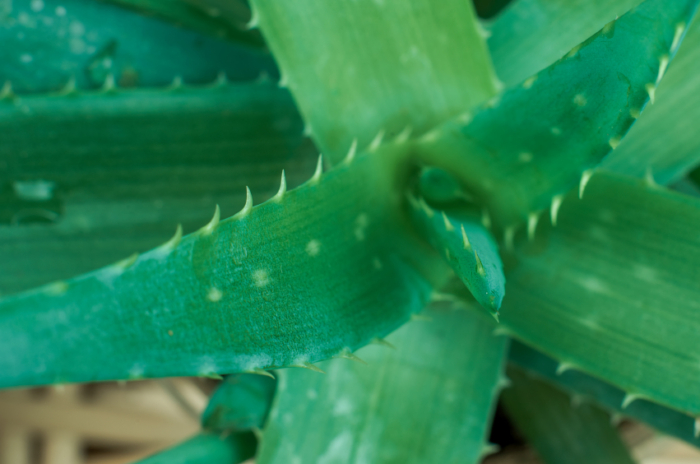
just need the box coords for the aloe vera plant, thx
[2,0,700,462]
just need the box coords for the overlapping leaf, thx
[502,366,636,464]
[414,0,698,229]
[257,306,508,464]
[251,0,498,162]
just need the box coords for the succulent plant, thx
[2,0,700,462]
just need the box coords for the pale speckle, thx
[522,75,537,89]
[354,213,369,241]
[129,364,145,379]
[207,287,222,302]
[573,94,587,107]
[20,54,33,63]
[69,21,85,36]
[253,269,270,288]
[318,431,353,464]
[333,397,354,416]
[13,180,55,201]
[44,281,68,295]
[551,127,562,135]
[30,0,44,12]
[55,6,67,16]
[578,275,609,294]
[306,239,321,257]
[372,258,382,270]
[307,389,318,400]
[518,152,533,163]
[634,264,658,282]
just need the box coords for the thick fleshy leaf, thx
[487,0,641,86]
[604,21,700,183]
[499,171,700,416]
[415,0,698,229]
[102,0,265,48]
[487,0,700,186]
[257,305,508,464]
[0,0,276,94]
[408,198,504,315]
[135,433,256,464]
[250,0,498,162]
[0,81,316,294]
[510,341,700,448]
[202,374,276,432]
[502,366,636,464]
[0,145,448,388]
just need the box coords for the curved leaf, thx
[415,0,698,229]
[0,146,448,388]
[500,171,700,416]
[202,374,276,432]
[502,366,636,464]
[135,433,256,464]
[510,340,700,448]
[257,305,508,464]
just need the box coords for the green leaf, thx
[0,0,276,94]
[502,366,636,464]
[487,0,642,87]
[102,0,265,48]
[510,340,700,448]
[500,171,700,416]
[202,374,276,432]
[407,198,505,315]
[257,305,508,464]
[134,432,257,464]
[603,20,700,184]
[415,0,699,229]
[0,81,317,294]
[487,0,700,186]
[250,0,498,162]
[0,145,449,388]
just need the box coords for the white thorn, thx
[441,211,454,232]
[102,73,116,92]
[337,349,367,365]
[278,73,288,88]
[161,224,183,251]
[527,212,539,241]
[370,338,395,349]
[344,139,357,164]
[474,251,486,277]
[61,75,77,95]
[522,75,537,89]
[621,393,641,409]
[273,170,287,202]
[201,205,220,235]
[461,225,472,251]
[645,83,656,104]
[556,363,575,375]
[644,166,658,187]
[309,155,323,184]
[293,362,325,374]
[303,124,313,137]
[418,198,434,218]
[368,129,385,152]
[609,136,621,150]
[657,55,669,85]
[246,7,259,29]
[579,169,594,199]
[694,417,700,438]
[551,194,564,226]
[238,187,253,217]
[671,23,686,53]
[395,126,412,144]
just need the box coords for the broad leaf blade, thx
[0,147,448,388]
[487,0,642,86]
[502,366,636,464]
[251,0,498,162]
[415,0,699,229]
[501,171,700,416]
[0,0,275,94]
[202,374,276,432]
[135,433,256,464]
[510,341,700,448]
[0,82,316,294]
[257,306,508,464]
